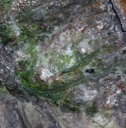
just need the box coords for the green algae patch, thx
[0,87,9,94]
[73,32,84,45]
[14,33,101,105]
[0,2,103,105]
[85,101,98,116]
[15,46,100,103]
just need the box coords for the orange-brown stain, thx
[116,0,126,17]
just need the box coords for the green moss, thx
[62,97,81,112]
[14,22,50,95]
[0,0,12,12]
[15,45,99,103]
[19,23,46,41]
[0,24,17,45]
[14,14,51,96]
[16,49,37,91]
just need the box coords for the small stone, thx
[92,113,110,126]
[40,69,53,81]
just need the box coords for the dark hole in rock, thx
[85,68,95,74]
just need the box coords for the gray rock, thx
[0,0,126,128]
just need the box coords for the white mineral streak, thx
[79,89,97,102]
[96,21,103,30]
[12,0,37,11]
[116,89,121,94]
[78,38,93,54]
[106,94,118,107]
[15,50,29,62]
[40,69,53,81]
[9,15,20,36]
[35,44,41,52]
[81,48,87,54]
[64,47,73,56]
[13,24,20,36]
[68,57,76,67]
[74,85,98,102]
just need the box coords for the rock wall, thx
[0,0,126,128]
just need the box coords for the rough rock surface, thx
[111,0,126,31]
[0,0,126,128]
